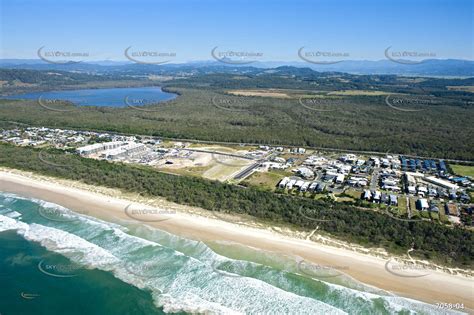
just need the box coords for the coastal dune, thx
[0,169,472,310]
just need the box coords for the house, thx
[325,170,339,176]
[348,177,368,187]
[389,194,398,206]
[416,198,429,211]
[405,173,416,186]
[335,174,345,184]
[425,176,459,190]
[460,193,471,203]
[417,186,428,195]
[391,159,401,169]
[294,180,305,189]
[370,157,380,167]
[339,165,352,175]
[449,190,458,200]
[303,156,327,167]
[291,147,306,154]
[263,162,286,170]
[383,185,401,192]
[323,174,336,182]
[273,157,286,163]
[429,202,439,212]
[339,154,357,163]
[380,193,389,204]
[438,189,449,198]
[316,183,326,192]
[372,190,381,203]
[356,159,365,166]
[428,188,438,197]
[381,158,390,168]
[286,179,297,189]
[308,182,318,191]
[438,160,447,173]
[278,177,290,189]
[296,167,314,179]
[363,190,372,200]
[300,182,310,192]
[382,178,398,186]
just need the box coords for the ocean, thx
[0,192,466,315]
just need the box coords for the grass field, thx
[397,196,408,216]
[430,212,440,220]
[438,208,450,224]
[227,89,293,98]
[327,90,392,96]
[450,164,474,177]
[156,165,212,177]
[420,210,431,219]
[409,197,420,218]
[242,171,283,191]
[344,188,363,199]
[447,85,474,92]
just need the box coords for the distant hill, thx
[0,58,473,77]
[248,59,474,77]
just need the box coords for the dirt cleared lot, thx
[227,89,293,98]
[155,145,254,181]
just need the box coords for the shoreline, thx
[0,169,473,310]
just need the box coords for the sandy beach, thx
[0,169,472,310]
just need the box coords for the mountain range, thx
[0,58,472,77]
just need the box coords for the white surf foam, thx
[0,214,346,314]
[1,193,467,315]
[4,210,22,218]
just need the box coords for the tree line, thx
[0,143,472,268]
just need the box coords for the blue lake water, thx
[2,87,177,107]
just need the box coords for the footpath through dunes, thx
[0,192,470,314]
[0,170,473,313]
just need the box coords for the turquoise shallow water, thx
[1,87,176,107]
[0,192,467,315]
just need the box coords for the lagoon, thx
[2,87,176,107]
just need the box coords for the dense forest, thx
[1,143,472,268]
[0,69,151,95]
[0,68,473,160]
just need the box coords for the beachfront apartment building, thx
[100,143,147,160]
[77,141,124,156]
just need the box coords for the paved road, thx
[233,162,261,180]
[314,171,323,182]
[406,195,412,218]
[233,152,277,180]
[35,122,471,164]
[370,167,380,190]
[185,148,256,160]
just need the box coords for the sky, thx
[0,0,473,62]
